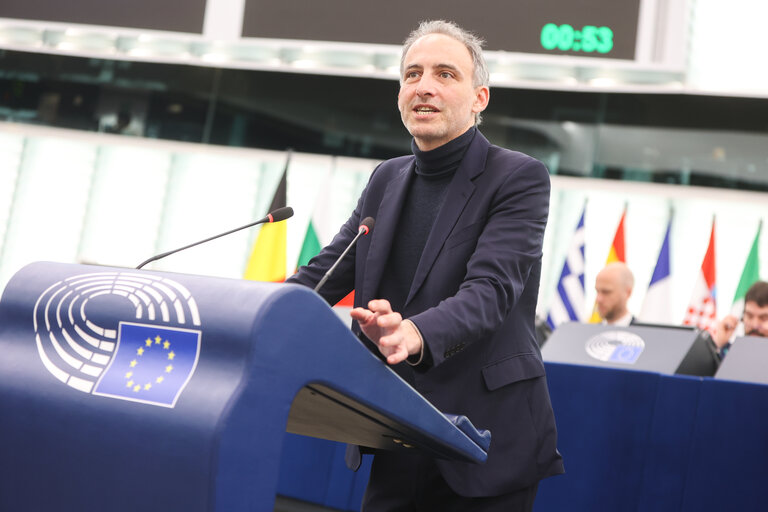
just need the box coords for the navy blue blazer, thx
[289,131,564,497]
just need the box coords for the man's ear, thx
[472,86,490,114]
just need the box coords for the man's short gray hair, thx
[400,20,490,125]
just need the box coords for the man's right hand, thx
[712,314,738,349]
[350,299,422,365]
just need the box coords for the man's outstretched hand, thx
[350,299,422,365]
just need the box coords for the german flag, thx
[243,160,289,282]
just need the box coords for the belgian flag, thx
[243,161,288,282]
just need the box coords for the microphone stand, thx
[136,207,293,269]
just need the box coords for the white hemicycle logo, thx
[33,271,201,395]
[585,330,645,365]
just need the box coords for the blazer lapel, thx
[404,133,490,307]
[360,160,414,302]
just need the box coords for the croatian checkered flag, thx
[683,219,717,331]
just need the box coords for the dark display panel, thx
[0,0,207,34]
[242,0,642,60]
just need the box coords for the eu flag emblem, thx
[607,345,644,364]
[93,322,201,408]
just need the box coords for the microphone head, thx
[268,206,294,223]
[359,216,375,235]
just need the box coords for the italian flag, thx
[295,169,354,308]
[730,221,761,317]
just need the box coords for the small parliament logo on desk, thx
[585,330,646,365]
[93,323,201,408]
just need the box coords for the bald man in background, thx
[594,262,635,326]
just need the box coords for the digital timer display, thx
[540,24,614,54]
[243,0,641,61]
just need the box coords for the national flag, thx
[638,215,673,323]
[93,322,201,408]
[547,206,586,329]
[296,220,323,269]
[588,206,627,323]
[296,168,333,269]
[295,167,355,307]
[243,159,289,281]
[683,218,717,331]
[730,221,761,316]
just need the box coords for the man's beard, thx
[746,328,764,337]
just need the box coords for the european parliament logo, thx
[33,271,202,408]
[585,330,645,365]
[93,323,200,407]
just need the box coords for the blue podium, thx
[0,262,488,511]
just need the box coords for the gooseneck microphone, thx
[136,206,294,269]
[314,217,374,294]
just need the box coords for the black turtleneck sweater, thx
[377,127,476,315]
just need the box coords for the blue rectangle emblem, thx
[93,322,201,407]
[608,345,643,364]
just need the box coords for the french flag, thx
[639,216,673,323]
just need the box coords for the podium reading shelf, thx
[0,262,489,512]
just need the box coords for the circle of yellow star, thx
[122,332,177,394]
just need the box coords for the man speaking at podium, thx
[289,19,563,511]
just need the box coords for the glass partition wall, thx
[1,49,767,324]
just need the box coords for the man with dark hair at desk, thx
[288,18,563,512]
[594,262,635,326]
[712,281,768,355]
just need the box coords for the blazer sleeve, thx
[408,154,550,368]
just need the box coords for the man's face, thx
[743,301,768,337]
[595,271,629,322]
[398,34,489,151]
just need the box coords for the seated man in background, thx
[712,281,768,355]
[594,262,635,326]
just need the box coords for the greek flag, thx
[547,208,586,329]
